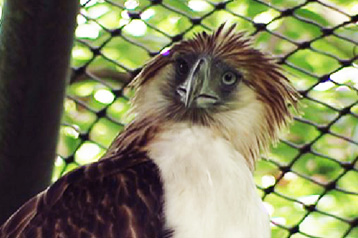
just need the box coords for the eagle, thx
[0,24,298,238]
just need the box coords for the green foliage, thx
[59,0,358,236]
[1,0,357,236]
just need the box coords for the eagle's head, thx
[130,24,299,169]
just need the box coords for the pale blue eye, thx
[222,72,237,86]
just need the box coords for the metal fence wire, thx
[54,0,358,237]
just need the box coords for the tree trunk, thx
[0,0,78,223]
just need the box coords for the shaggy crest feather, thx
[129,23,299,167]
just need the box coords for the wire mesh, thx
[53,0,358,237]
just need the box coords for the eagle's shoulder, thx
[0,152,169,238]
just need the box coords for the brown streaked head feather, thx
[130,24,300,168]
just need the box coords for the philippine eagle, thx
[0,24,298,238]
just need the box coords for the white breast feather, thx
[148,125,271,238]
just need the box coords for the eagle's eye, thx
[176,58,189,76]
[222,71,238,86]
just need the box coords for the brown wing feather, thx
[0,152,169,238]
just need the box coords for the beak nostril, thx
[176,87,187,98]
[178,87,186,93]
[178,86,186,91]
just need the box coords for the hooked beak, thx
[177,58,219,108]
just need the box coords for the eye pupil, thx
[225,74,233,82]
[179,63,186,71]
[222,72,237,86]
[177,59,189,75]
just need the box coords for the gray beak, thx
[185,58,206,108]
[179,58,219,108]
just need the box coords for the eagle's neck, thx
[103,117,270,237]
[105,112,262,172]
[146,123,270,238]
[103,116,163,158]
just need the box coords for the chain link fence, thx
[4,0,353,237]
